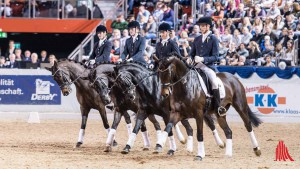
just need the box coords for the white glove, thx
[117,58,123,62]
[127,58,133,62]
[194,56,204,63]
[89,59,95,65]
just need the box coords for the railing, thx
[191,0,197,19]
[293,39,299,66]
[173,2,179,32]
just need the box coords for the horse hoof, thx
[121,145,130,154]
[194,156,203,161]
[143,147,150,151]
[180,139,187,144]
[104,146,112,152]
[113,140,118,147]
[219,142,226,149]
[254,147,261,156]
[153,144,162,154]
[167,150,175,156]
[74,142,82,148]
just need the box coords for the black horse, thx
[46,59,120,148]
[86,63,168,152]
[158,54,262,160]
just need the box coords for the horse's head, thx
[45,60,72,96]
[158,56,177,98]
[114,67,136,101]
[89,68,112,105]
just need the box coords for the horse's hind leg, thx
[104,110,123,152]
[181,119,193,152]
[174,119,187,145]
[99,106,118,147]
[232,101,261,156]
[140,120,151,150]
[216,114,233,157]
[204,114,225,149]
[75,106,90,148]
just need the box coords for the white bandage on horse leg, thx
[142,131,151,148]
[157,131,168,147]
[168,136,177,151]
[126,123,133,136]
[213,129,224,146]
[186,136,193,152]
[156,130,162,144]
[175,124,185,143]
[225,139,232,157]
[106,129,116,146]
[105,128,110,135]
[77,129,85,143]
[249,130,259,148]
[127,133,137,148]
[197,141,205,158]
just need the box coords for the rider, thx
[89,25,112,64]
[190,17,226,116]
[120,21,147,65]
[155,23,181,60]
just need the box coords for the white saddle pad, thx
[196,72,226,99]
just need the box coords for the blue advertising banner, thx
[0,75,61,105]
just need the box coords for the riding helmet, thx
[158,23,172,31]
[96,25,107,33]
[197,17,213,27]
[127,21,140,29]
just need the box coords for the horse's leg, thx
[99,106,117,147]
[180,119,193,152]
[195,110,205,161]
[123,111,133,136]
[174,120,186,144]
[204,113,225,148]
[75,106,90,148]
[215,113,233,157]
[104,110,123,152]
[140,120,151,150]
[121,110,148,154]
[232,102,261,156]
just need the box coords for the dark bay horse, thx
[158,54,262,160]
[46,59,120,148]
[86,63,164,152]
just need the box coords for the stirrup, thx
[218,106,227,117]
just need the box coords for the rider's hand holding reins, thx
[194,56,204,63]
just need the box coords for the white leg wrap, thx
[126,133,137,148]
[249,130,259,148]
[157,131,168,147]
[105,128,110,135]
[213,129,224,146]
[175,124,185,142]
[106,129,116,146]
[225,139,233,157]
[197,141,205,158]
[77,129,85,143]
[186,136,193,152]
[156,130,162,144]
[168,136,177,151]
[142,131,151,148]
[126,123,132,136]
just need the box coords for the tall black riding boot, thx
[212,89,226,116]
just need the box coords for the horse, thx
[111,62,226,155]
[157,54,262,160]
[45,59,121,148]
[86,63,165,152]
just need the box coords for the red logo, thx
[274,140,294,161]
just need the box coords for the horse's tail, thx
[247,105,262,127]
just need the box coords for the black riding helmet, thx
[158,23,171,32]
[96,25,107,33]
[127,21,140,29]
[197,17,213,27]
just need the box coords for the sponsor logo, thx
[31,79,57,100]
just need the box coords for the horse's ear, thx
[54,60,58,68]
[44,66,52,72]
[113,67,118,74]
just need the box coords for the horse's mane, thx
[58,58,88,68]
[116,61,153,72]
[166,52,193,69]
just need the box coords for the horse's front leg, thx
[104,109,123,152]
[75,106,90,148]
[195,109,205,161]
[121,110,148,154]
[99,105,118,147]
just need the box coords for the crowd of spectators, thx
[0,40,57,69]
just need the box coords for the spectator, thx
[265,54,276,67]
[226,42,237,58]
[161,4,174,27]
[7,53,20,68]
[237,55,247,66]
[48,54,57,66]
[280,40,295,66]
[248,4,266,19]
[238,17,252,32]
[204,3,214,17]
[145,15,157,39]
[111,15,128,32]
[252,17,263,32]
[152,2,164,21]
[232,29,242,47]
[262,26,277,44]
[225,1,236,19]
[228,53,239,66]
[30,52,40,69]
[76,1,91,19]
[169,29,179,43]
[277,27,289,47]
[232,3,246,23]
[225,18,236,34]
[180,16,194,35]
[120,29,130,56]
[92,0,104,18]
[214,19,225,35]
[260,35,273,51]
[14,48,23,61]
[251,26,263,44]
[263,17,274,33]
[109,29,121,42]
[111,39,121,63]
[0,0,12,17]
[139,15,148,33]
[219,58,227,65]
[237,43,249,58]
[247,41,262,65]
[0,56,6,68]
[273,15,285,36]
[40,50,49,63]
[5,40,16,58]
[23,50,31,62]
[280,2,292,15]
[221,28,232,47]
[212,2,224,22]
[187,25,201,42]
[143,52,154,69]
[241,27,253,45]
[267,2,281,20]
[136,5,150,23]
[284,12,297,30]
[178,39,191,58]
